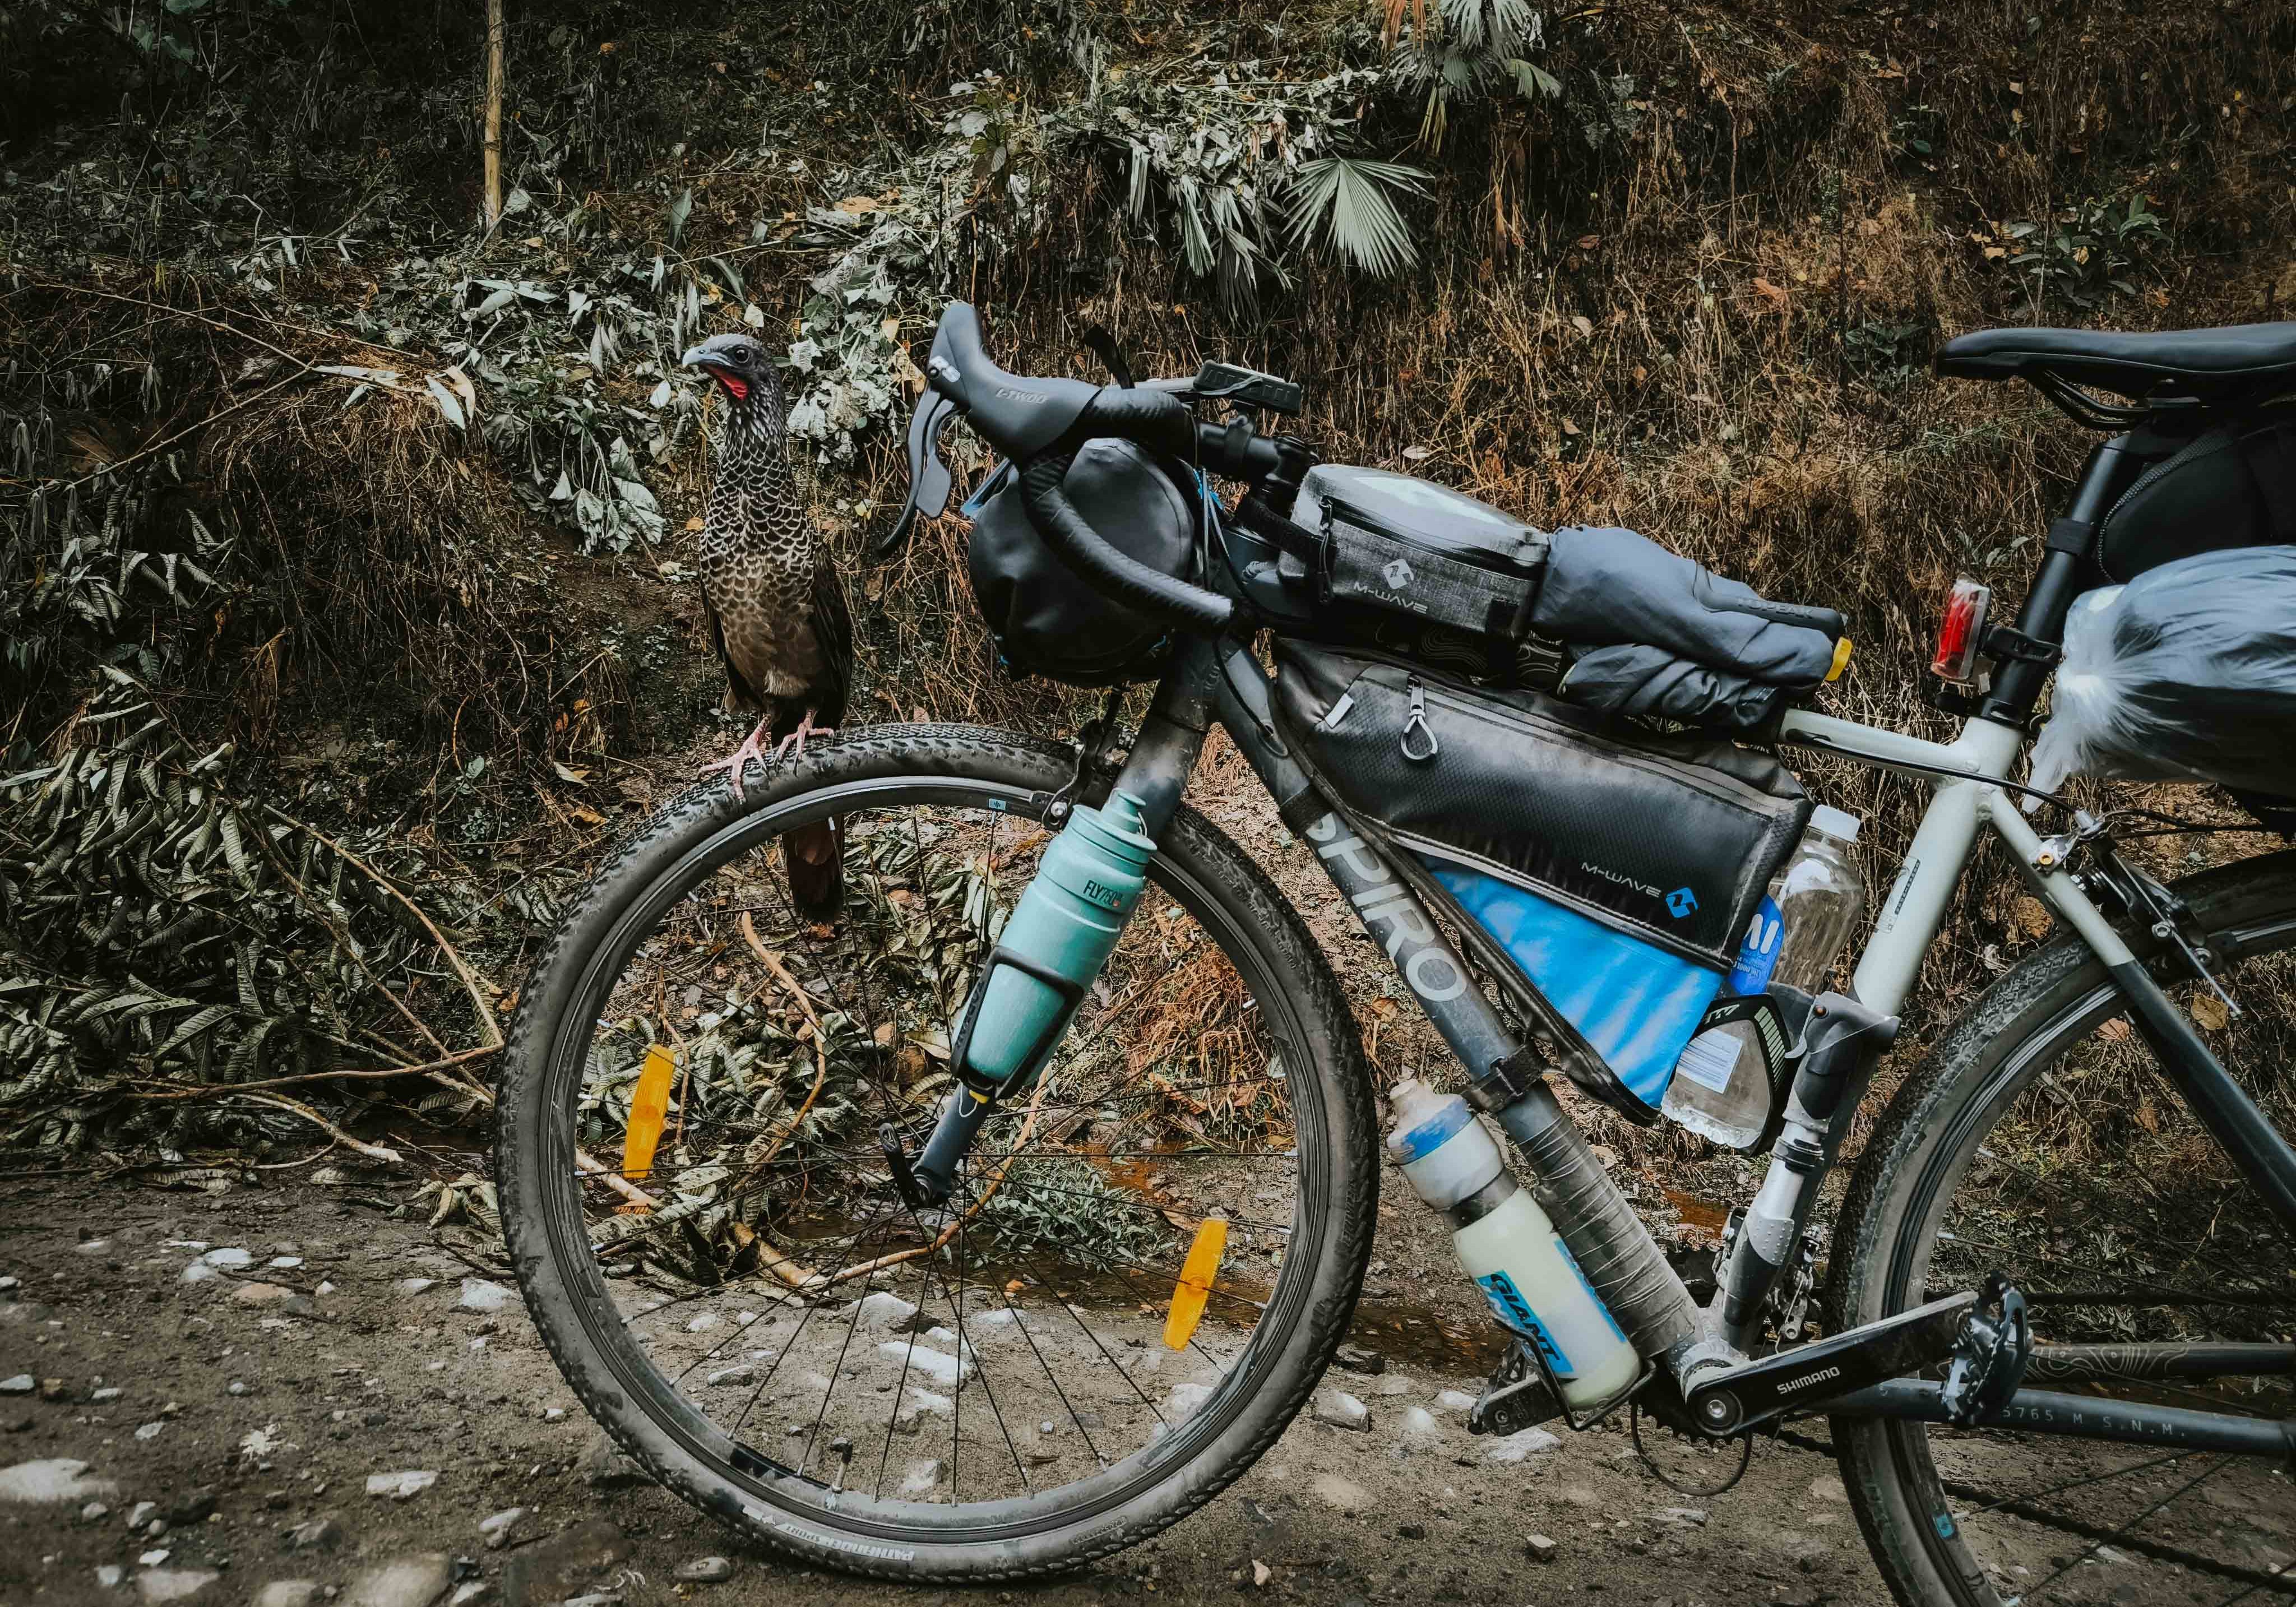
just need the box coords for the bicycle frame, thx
[1079,631,2296,1463]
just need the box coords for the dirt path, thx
[0,1170,1885,1607]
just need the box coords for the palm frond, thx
[1285,156,1432,278]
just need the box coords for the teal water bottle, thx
[910,791,1156,1199]
[961,789,1157,1086]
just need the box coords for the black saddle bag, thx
[2096,400,2296,582]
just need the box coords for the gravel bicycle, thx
[497,306,2296,1601]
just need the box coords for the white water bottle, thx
[1386,1078,1640,1410]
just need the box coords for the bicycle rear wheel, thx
[1831,850,2296,1606]
[496,725,1378,1581]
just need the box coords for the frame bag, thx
[1274,642,1809,1120]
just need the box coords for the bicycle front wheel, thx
[496,725,1378,1582]
[1831,850,2296,1606]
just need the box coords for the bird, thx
[681,331,852,923]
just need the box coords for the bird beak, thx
[683,345,750,401]
[682,345,725,371]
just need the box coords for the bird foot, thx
[774,712,835,765]
[701,717,777,802]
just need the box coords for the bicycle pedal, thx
[1467,1336,1564,1437]
[1684,1289,1977,1435]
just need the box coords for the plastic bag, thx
[2029,546,2296,796]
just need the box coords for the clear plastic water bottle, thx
[1661,806,1866,1147]
[1768,805,1867,994]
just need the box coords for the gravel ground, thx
[0,1171,1899,1607]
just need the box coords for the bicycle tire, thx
[1828,848,2296,1606]
[496,724,1379,1581]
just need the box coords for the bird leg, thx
[701,714,778,802]
[773,708,834,764]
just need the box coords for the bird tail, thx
[783,817,844,923]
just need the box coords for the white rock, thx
[253,1583,323,1607]
[135,1421,165,1441]
[179,1263,218,1285]
[135,1567,217,1603]
[161,1242,209,1252]
[94,1387,123,1402]
[81,1499,110,1521]
[448,1586,489,1607]
[138,1549,171,1566]
[1524,1532,1559,1563]
[1652,1505,1709,1526]
[316,1281,336,1295]
[342,1552,452,1607]
[364,1469,438,1501]
[1437,1388,1478,1414]
[0,1276,16,1291]
[398,1278,437,1296]
[1163,1381,1216,1422]
[684,1313,719,1333]
[455,1280,511,1314]
[0,1458,117,1503]
[269,1257,305,1270]
[899,1458,946,1494]
[77,1239,111,1254]
[876,1341,971,1387]
[96,1563,126,1588]
[1309,1472,1372,1512]
[1312,1390,1369,1432]
[128,1501,158,1527]
[853,1292,919,1330]
[904,1387,953,1416]
[201,1248,253,1270]
[1397,1405,1442,1443]
[1373,1373,1416,1397]
[1810,1474,1848,1502]
[0,1375,31,1395]
[1485,1427,1561,1464]
[478,1506,528,1549]
[542,1407,567,1423]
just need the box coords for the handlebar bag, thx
[1274,641,1809,1119]
[966,438,1199,686]
[2095,400,2296,582]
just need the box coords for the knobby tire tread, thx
[496,725,1379,1582]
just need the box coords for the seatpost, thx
[1979,435,2143,725]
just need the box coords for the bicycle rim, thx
[523,772,1344,1548]
[1873,905,2296,1604]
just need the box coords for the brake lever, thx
[866,390,959,563]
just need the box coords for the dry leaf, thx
[2100,1017,2132,1043]
[1752,276,1790,307]
[835,194,879,215]
[1575,234,1601,251]
[2136,1099,2161,1134]
[2011,896,2051,939]
[2191,993,2230,1031]
[1570,314,1594,337]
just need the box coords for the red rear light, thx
[1931,577,1991,683]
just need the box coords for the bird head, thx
[682,333,784,415]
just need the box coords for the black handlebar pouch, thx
[965,439,1200,686]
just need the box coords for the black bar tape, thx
[1019,455,1234,634]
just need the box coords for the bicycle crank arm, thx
[1684,1290,1976,1435]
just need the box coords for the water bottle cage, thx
[1687,989,1799,1154]
[947,944,1093,1096]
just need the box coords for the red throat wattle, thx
[716,374,751,402]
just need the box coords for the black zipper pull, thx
[1400,675,1440,763]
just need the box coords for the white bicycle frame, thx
[1775,708,2140,1013]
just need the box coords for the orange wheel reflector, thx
[1163,1214,1229,1351]
[622,1044,677,1182]
[1827,636,1854,682]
